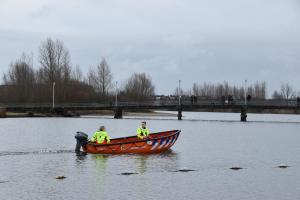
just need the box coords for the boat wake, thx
[0,149,74,157]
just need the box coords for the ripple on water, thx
[0,149,74,157]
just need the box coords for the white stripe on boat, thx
[150,140,160,150]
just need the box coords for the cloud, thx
[0,0,300,95]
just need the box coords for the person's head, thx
[99,126,106,131]
[141,121,146,128]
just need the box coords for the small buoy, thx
[230,167,243,170]
[0,180,9,184]
[119,172,138,175]
[278,164,289,168]
[56,176,66,180]
[169,169,196,173]
[177,169,196,172]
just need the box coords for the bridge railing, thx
[1,99,299,109]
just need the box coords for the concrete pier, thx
[114,107,123,119]
[178,105,182,120]
[0,107,6,118]
[240,106,247,122]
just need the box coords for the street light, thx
[244,79,247,105]
[52,82,55,109]
[178,80,181,105]
[115,81,118,107]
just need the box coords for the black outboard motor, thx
[75,131,88,154]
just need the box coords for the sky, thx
[0,0,300,96]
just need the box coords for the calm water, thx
[0,112,300,200]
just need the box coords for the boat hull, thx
[83,130,180,154]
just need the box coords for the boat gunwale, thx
[86,130,181,147]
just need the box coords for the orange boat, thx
[75,130,180,154]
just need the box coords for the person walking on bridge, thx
[90,126,111,144]
[137,121,150,139]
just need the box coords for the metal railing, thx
[1,99,299,109]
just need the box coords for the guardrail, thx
[1,99,299,109]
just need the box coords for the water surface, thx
[0,112,299,200]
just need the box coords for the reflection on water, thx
[135,155,147,174]
[88,150,179,176]
[75,154,88,166]
[92,154,109,190]
[0,149,74,157]
[148,150,180,172]
[91,155,109,197]
[132,150,180,174]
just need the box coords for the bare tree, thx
[98,59,112,96]
[191,81,267,99]
[88,67,97,88]
[88,58,113,97]
[38,38,72,102]
[72,64,83,82]
[38,38,71,84]
[2,53,35,102]
[174,87,184,96]
[192,83,200,96]
[0,38,118,103]
[272,90,282,99]
[280,83,295,100]
[123,73,155,100]
[253,81,266,99]
[261,81,267,99]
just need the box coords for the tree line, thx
[0,38,299,103]
[191,81,266,99]
[0,38,155,103]
[176,81,299,101]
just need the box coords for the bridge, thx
[1,98,300,120]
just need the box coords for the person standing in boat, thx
[90,126,111,144]
[137,121,150,139]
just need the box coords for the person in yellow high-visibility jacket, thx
[90,126,111,144]
[137,121,150,139]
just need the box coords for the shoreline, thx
[2,110,178,118]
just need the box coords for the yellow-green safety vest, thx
[137,127,149,139]
[91,131,110,144]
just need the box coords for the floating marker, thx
[177,169,196,172]
[230,167,243,170]
[56,176,66,180]
[278,164,289,168]
[0,180,9,183]
[170,169,196,173]
[119,172,138,175]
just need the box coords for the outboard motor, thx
[75,131,88,154]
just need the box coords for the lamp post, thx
[178,80,182,120]
[244,79,247,105]
[115,81,118,108]
[178,80,181,105]
[114,81,123,119]
[52,82,55,109]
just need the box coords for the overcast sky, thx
[0,0,300,95]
